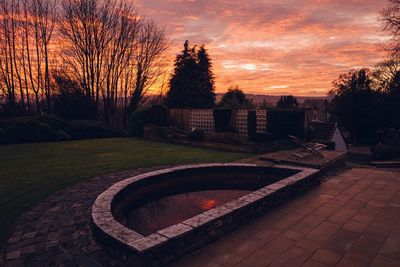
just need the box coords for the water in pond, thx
[126,189,251,235]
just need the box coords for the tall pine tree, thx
[165,41,215,108]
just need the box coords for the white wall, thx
[332,127,347,152]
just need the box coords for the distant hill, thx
[216,93,326,106]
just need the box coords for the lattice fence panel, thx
[189,109,215,133]
[256,109,267,133]
[236,110,248,136]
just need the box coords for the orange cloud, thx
[136,0,389,96]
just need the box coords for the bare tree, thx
[0,0,56,115]
[59,0,168,126]
[381,0,400,54]
[373,57,400,91]
[129,20,169,112]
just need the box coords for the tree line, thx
[329,0,400,144]
[0,0,168,127]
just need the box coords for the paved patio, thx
[171,167,400,267]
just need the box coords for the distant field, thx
[0,138,252,247]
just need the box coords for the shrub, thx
[372,130,400,160]
[55,130,71,141]
[69,120,108,140]
[4,120,62,144]
[266,109,305,138]
[149,105,169,127]
[188,129,205,142]
[128,105,169,137]
[36,115,72,132]
[371,143,400,160]
[247,110,257,137]
[129,107,150,137]
[213,109,232,132]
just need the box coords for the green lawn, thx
[0,138,252,247]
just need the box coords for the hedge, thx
[213,109,232,132]
[247,110,257,137]
[266,109,305,138]
[129,105,169,137]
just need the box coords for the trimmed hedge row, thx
[129,105,169,137]
[0,115,125,144]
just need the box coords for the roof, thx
[309,121,337,141]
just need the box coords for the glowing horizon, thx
[136,0,389,96]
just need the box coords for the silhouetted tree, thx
[197,46,216,106]
[218,86,254,109]
[374,58,400,129]
[165,41,215,108]
[258,100,272,109]
[52,71,96,120]
[329,69,384,144]
[276,95,299,109]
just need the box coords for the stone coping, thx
[260,150,346,170]
[91,163,319,254]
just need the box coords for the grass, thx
[0,138,252,247]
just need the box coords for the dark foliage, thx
[372,129,400,160]
[149,105,169,127]
[53,72,97,120]
[276,95,299,109]
[69,120,110,140]
[329,69,384,144]
[188,129,206,142]
[218,86,254,109]
[36,115,72,132]
[247,110,257,137]
[213,109,232,132]
[165,41,216,108]
[3,120,70,144]
[128,105,169,137]
[267,109,305,138]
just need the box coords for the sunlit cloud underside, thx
[136,0,389,96]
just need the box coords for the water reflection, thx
[127,189,250,235]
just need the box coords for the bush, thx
[129,107,150,137]
[247,110,257,137]
[266,109,305,138]
[69,120,108,140]
[371,143,400,160]
[36,115,72,132]
[188,129,206,142]
[4,120,62,144]
[128,105,169,137]
[213,109,232,132]
[55,130,71,141]
[372,130,400,160]
[149,105,169,127]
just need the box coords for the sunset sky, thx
[136,0,390,96]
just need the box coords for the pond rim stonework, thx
[92,163,318,265]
